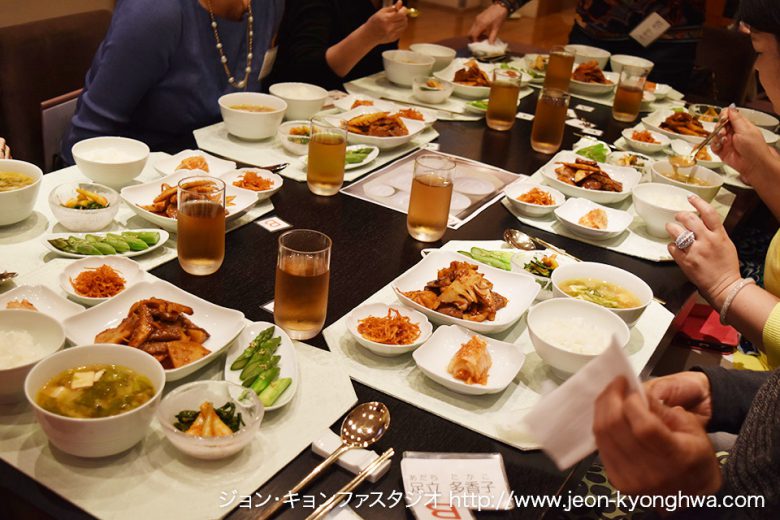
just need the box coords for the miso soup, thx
[559,278,642,309]
[0,172,35,192]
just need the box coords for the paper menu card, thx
[522,340,646,470]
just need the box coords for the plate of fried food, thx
[434,58,493,99]
[641,109,715,145]
[392,251,539,334]
[569,61,618,96]
[154,150,236,177]
[63,280,245,381]
[59,256,144,306]
[554,197,632,241]
[540,151,642,204]
[621,128,670,154]
[120,171,257,232]
[325,107,426,150]
[412,324,525,395]
[334,96,438,127]
[219,168,283,201]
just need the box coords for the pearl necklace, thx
[206,0,254,89]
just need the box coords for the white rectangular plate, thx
[0,285,84,322]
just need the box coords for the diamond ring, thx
[675,230,696,250]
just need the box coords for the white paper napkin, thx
[467,39,508,58]
[522,340,646,470]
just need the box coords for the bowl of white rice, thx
[526,298,630,378]
[0,310,66,403]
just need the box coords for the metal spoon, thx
[257,402,391,520]
[503,228,540,251]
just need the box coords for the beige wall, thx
[0,0,114,28]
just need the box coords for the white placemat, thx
[535,84,686,112]
[0,340,357,520]
[0,153,274,281]
[502,172,737,263]
[194,121,439,183]
[344,72,535,121]
[321,258,674,451]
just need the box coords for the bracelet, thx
[719,278,756,325]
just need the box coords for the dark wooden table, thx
[1,93,754,520]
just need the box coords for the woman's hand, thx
[593,377,722,498]
[468,3,509,44]
[666,195,741,310]
[713,107,780,186]
[364,1,408,46]
[645,372,712,428]
[0,137,10,159]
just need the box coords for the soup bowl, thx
[551,262,653,327]
[650,159,723,202]
[409,43,457,72]
[383,50,435,87]
[0,310,65,403]
[219,92,287,140]
[24,344,165,458]
[0,159,43,226]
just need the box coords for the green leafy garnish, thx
[345,147,374,164]
[467,99,489,111]
[576,143,609,163]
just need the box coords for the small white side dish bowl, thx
[220,168,283,201]
[157,380,263,460]
[24,344,165,457]
[0,159,43,226]
[669,140,723,170]
[383,50,435,87]
[527,298,630,377]
[268,82,328,121]
[621,128,670,154]
[392,250,540,334]
[504,181,565,217]
[153,150,236,177]
[650,160,723,202]
[412,325,525,395]
[565,44,611,69]
[737,106,779,129]
[650,83,672,99]
[569,71,619,96]
[71,137,150,188]
[218,92,287,140]
[409,43,457,71]
[609,54,654,74]
[632,182,698,238]
[551,261,653,327]
[48,182,119,232]
[554,197,632,240]
[59,256,143,307]
[0,310,65,403]
[347,303,433,357]
[434,59,492,99]
[277,120,311,155]
[412,76,454,104]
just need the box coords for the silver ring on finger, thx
[675,230,696,250]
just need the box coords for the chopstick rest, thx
[311,429,391,483]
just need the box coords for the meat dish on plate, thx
[95,298,211,369]
[139,179,235,219]
[572,61,611,84]
[555,158,623,192]
[345,112,409,137]
[403,261,508,322]
[453,60,490,87]
[660,112,709,137]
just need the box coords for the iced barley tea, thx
[531,88,570,154]
[307,120,346,196]
[406,154,456,242]
[486,69,522,131]
[177,177,225,276]
[544,46,575,92]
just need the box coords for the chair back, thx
[41,89,81,172]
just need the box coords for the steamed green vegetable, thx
[575,143,609,163]
[231,328,292,406]
[467,99,489,111]
[47,231,160,256]
[458,247,514,271]
[345,147,374,165]
[260,378,292,407]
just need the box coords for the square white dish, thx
[412,325,525,395]
[554,197,632,240]
[0,285,84,322]
[219,168,284,201]
[392,250,540,334]
[62,280,245,381]
[322,106,426,150]
[223,321,298,412]
[153,149,236,176]
[120,170,257,232]
[539,150,641,205]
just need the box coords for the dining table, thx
[0,84,759,520]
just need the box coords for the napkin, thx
[522,339,646,470]
[680,304,739,350]
[467,39,508,58]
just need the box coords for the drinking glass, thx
[307,119,347,196]
[543,45,575,92]
[177,176,225,275]
[274,229,331,340]
[406,154,456,242]
[486,69,522,131]
[612,65,650,122]
[531,88,571,154]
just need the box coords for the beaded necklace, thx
[206,0,254,89]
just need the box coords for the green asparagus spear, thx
[122,236,149,251]
[250,366,280,395]
[240,355,280,384]
[259,378,292,407]
[75,242,102,255]
[92,242,117,255]
[230,327,275,370]
[239,337,281,380]
[468,247,513,271]
[134,231,161,245]
[104,237,130,253]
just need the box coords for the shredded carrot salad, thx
[70,265,126,298]
[357,309,421,345]
[233,171,273,191]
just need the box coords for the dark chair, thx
[693,26,757,105]
[0,11,112,171]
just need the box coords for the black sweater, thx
[267,0,397,91]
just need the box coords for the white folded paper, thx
[522,340,646,470]
[311,429,392,483]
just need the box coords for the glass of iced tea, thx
[274,229,331,340]
[612,65,649,122]
[543,46,575,92]
[486,69,522,131]
[407,154,456,242]
[531,88,571,154]
[307,119,347,196]
[177,176,226,276]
